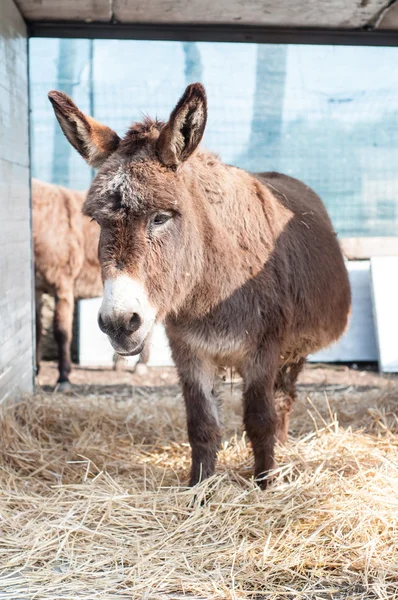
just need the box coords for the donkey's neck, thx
[179,153,292,319]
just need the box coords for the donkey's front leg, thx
[184,382,221,486]
[177,357,221,486]
[242,344,279,489]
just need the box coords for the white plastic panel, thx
[371,257,398,372]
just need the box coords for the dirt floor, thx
[38,359,397,390]
[36,359,398,403]
[37,360,180,390]
[1,362,396,599]
[36,360,398,438]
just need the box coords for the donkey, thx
[33,179,149,389]
[48,83,351,487]
[33,178,103,389]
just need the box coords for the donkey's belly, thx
[281,324,344,364]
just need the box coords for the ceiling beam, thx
[27,21,398,46]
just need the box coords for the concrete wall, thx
[0,0,34,402]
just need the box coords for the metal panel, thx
[0,0,34,403]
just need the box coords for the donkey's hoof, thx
[187,482,215,507]
[134,363,148,376]
[56,380,72,393]
[254,465,278,490]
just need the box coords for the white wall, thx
[0,0,34,402]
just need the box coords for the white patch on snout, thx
[100,274,156,329]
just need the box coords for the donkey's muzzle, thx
[98,275,156,355]
[97,312,146,355]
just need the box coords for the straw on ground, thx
[0,376,397,599]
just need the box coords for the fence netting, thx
[30,39,398,237]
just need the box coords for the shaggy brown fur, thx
[48,84,351,487]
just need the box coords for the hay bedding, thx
[0,378,397,599]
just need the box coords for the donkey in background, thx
[33,178,103,389]
[49,83,351,486]
[33,179,149,389]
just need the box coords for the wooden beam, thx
[27,22,398,46]
[340,237,398,260]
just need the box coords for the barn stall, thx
[1,1,398,598]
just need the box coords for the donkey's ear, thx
[48,91,120,168]
[157,83,207,168]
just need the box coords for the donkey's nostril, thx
[98,312,143,337]
[98,314,107,333]
[128,312,142,333]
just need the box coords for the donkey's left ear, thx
[48,91,120,168]
[157,83,207,168]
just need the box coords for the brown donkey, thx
[33,179,151,388]
[49,84,351,487]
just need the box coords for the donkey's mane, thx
[118,116,164,157]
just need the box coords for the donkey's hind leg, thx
[53,285,74,390]
[274,358,305,444]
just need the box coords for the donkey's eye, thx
[150,212,172,228]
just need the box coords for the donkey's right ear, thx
[48,91,120,168]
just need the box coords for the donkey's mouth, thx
[106,320,154,357]
[109,335,147,357]
[116,342,145,357]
